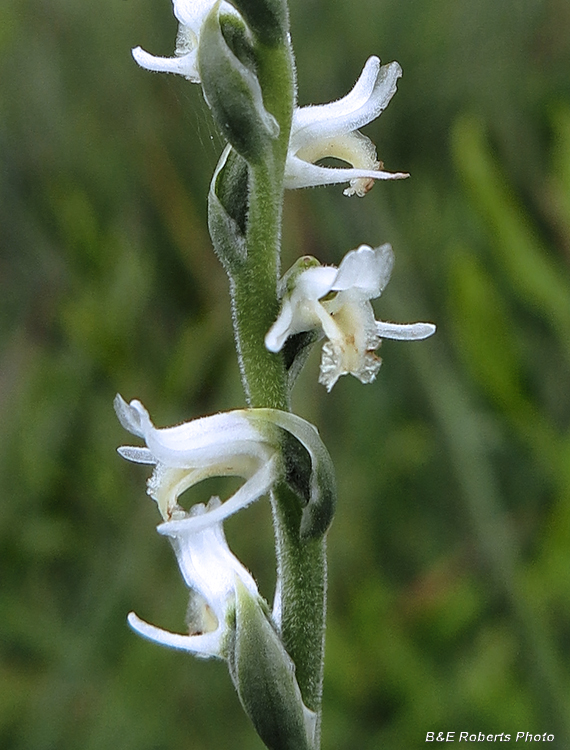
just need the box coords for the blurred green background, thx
[2,0,570,747]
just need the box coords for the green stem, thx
[227,27,327,744]
[230,40,294,409]
[231,159,289,409]
[272,483,327,734]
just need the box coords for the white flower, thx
[128,497,260,657]
[114,396,335,539]
[285,56,409,196]
[265,244,436,390]
[132,0,237,83]
[114,394,279,523]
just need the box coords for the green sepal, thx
[282,330,320,389]
[199,3,279,163]
[249,410,337,541]
[208,146,249,272]
[280,429,312,504]
[230,0,289,45]
[219,10,258,71]
[228,580,316,750]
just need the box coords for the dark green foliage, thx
[1,0,570,748]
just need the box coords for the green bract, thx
[229,0,289,45]
[208,146,249,273]
[199,4,279,163]
[229,579,316,750]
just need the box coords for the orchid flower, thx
[115,395,335,539]
[128,499,318,748]
[285,56,409,196]
[128,497,259,657]
[132,0,236,83]
[114,394,279,524]
[265,244,436,391]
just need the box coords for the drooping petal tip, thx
[127,611,223,657]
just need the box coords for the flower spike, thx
[285,56,409,196]
[266,244,436,390]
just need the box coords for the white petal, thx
[333,244,394,297]
[159,506,254,609]
[117,446,156,464]
[114,394,146,438]
[173,0,213,28]
[294,265,338,300]
[128,611,222,657]
[131,46,199,81]
[290,58,402,150]
[152,416,268,468]
[265,297,295,352]
[173,0,239,30]
[116,397,268,469]
[375,321,437,340]
[159,455,279,534]
[284,157,408,191]
[265,267,338,352]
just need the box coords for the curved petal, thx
[158,455,279,533]
[173,0,214,27]
[294,265,338,300]
[157,499,259,610]
[284,156,408,191]
[114,396,269,468]
[131,46,199,81]
[333,243,394,297]
[265,297,295,352]
[114,393,146,437]
[128,611,223,657]
[265,267,338,352]
[375,321,437,340]
[290,59,402,150]
[248,411,336,539]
